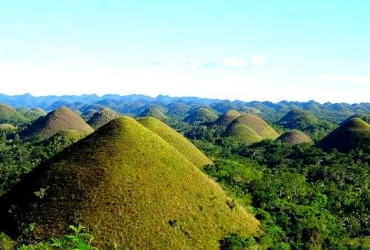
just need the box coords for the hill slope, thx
[138,107,167,121]
[0,104,28,126]
[0,117,260,249]
[87,107,120,129]
[138,117,213,167]
[20,107,94,140]
[184,107,218,124]
[214,110,241,126]
[224,114,279,140]
[318,118,370,152]
[277,130,312,145]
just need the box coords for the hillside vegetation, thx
[0,117,260,249]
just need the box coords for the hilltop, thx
[318,117,370,152]
[0,117,260,249]
[277,129,312,145]
[214,110,241,127]
[87,107,120,129]
[19,107,94,140]
[184,107,218,124]
[223,113,279,143]
[138,116,213,167]
[138,107,167,121]
[0,104,28,127]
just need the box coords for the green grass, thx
[318,118,370,152]
[87,108,120,129]
[0,117,260,249]
[138,116,213,167]
[138,107,167,121]
[184,108,218,124]
[20,107,94,140]
[277,129,312,145]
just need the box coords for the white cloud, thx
[223,57,246,68]
[251,56,267,65]
[321,74,370,85]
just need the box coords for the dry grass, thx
[214,110,241,126]
[277,129,312,145]
[87,108,120,129]
[20,107,94,140]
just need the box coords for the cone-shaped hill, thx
[277,109,318,130]
[138,107,167,121]
[222,114,279,144]
[19,107,94,140]
[31,107,47,116]
[0,117,260,249]
[184,107,218,124]
[0,104,28,126]
[87,107,120,129]
[318,118,370,152]
[277,130,312,146]
[214,110,241,126]
[0,124,16,135]
[138,116,213,167]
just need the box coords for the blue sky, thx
[1,0,370,103]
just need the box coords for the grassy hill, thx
[214,110,241,126]
[222,124,263,145]
[184,107,218,124]
[278,109,337,141]
[277,130,312,145]
[17,107,46,122]
[138,107,167,121]
[229,114,279,139]
[138,116,213,167]
[318,118,370,152]
[0,117,260,249]
[0,104,28,127]
[277,109,318,130]
[20,107,94,140]
[87,107,120,129]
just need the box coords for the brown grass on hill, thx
[277,129,312,145]
[87,107,120,129]
[20,106,94,140]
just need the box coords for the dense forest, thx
[1,94,370,249]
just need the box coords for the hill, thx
[19,107,94,140]
[227,114,279,139]
[222,123,263,145]
[87,107,120,129]
[0,104,28,127]
[138,107,167,121]
[214,110,241,127]
[277,130,312,145]
[277,109,337,141]
[318,118,370,152]
[0,117,260,249]
[137,116,213,167]
[277,109,318,130]
[184,107,218,124]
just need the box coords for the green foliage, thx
[219,233,256,250]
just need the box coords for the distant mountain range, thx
[1,93,370,123]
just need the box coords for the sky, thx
[1,0,370,103]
